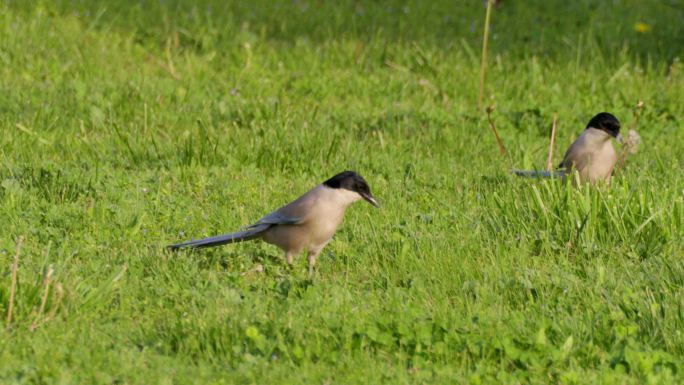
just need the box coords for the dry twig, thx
[478,0,494,107]
[485,105,512,168]
[6,236,24,326]
[615,100,644,173]
[30,266,54,331]
[546,114,558,171]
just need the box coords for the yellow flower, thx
[634,22,651,33]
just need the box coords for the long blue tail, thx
[511,169,566,179]
[168,224,270,250]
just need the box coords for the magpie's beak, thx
[616,133,623,144]
[362,193,380,208]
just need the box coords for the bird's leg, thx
[285,251,295,266]
[307,249,322,278]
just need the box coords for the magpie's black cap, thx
[323,171,379,207]
[587,112,620,138]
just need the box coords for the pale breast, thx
[261,185,350,254]
[305,204,346,247]
[584,141,617,184]
[563,128,618,184]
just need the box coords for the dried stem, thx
[485,105,511,167]
[165,37,179,80]
[30,266,54,331]
[241,263,264,276]
[6,236,24,326]
[615,100,644,173]
[478,0,494,107]
[40,283,64,328]
[546,114,558,171]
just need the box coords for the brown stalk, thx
[478,0,494,107]
[39,283,64,328]
[546,114,558,171]
[615,100,644,173]
[165,36,179,80]
[485,105,511,167]
[6,236,24,326]
[30,266,54,331]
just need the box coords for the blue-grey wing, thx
[246,211,303,229]
[511,169,566,179]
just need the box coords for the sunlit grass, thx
[1,1,683,383]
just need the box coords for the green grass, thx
[1,0,683,383]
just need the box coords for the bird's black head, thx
[587,112,620,138]
[323,171,379,207]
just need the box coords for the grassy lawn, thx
[1,0,683,383]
